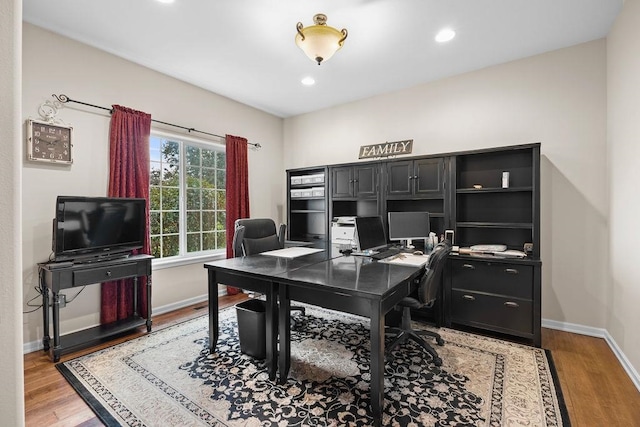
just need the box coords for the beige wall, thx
[607,0,640,376]
[285,40,610,330]
[21,24,285,346]
[1,0,25,424]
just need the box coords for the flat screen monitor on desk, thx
[354,216,388,252]
[388,211,430,249]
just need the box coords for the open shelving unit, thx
[286,166,329,248]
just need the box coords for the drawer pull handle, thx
[504,301,519,308]
[462,294,475,301]
[462,264,475,270]
[505,268,519,274]
[106,271,112,277]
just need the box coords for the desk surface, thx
[276,255,422,299]
[204,250,334,276]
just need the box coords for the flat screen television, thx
[52,196,146,263]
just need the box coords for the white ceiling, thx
[23,0,622,118]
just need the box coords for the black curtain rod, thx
[51,94,261,148]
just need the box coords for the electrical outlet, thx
[59,294,67,308]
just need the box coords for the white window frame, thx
[150,129,227,270]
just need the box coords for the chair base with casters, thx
[384,241,452,367]
[385,306,444,366]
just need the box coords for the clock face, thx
[27,120,73,164]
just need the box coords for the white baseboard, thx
[542,318,640,392]
[23,288,227,355]
[151,294,210,316]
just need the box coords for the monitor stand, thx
[402,239,415,250]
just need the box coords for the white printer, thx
[331,216,356,255]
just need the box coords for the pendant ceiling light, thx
[295,14,348,65]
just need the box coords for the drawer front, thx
[73,262,139,286]
[450,290,533,335]
[450,259,533,299]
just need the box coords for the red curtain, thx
[225,134,250,295]
[101,105,152,323]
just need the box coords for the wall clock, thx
[27,119,73,164]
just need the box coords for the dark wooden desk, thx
[276,256,424,424]
[203,251,332,380]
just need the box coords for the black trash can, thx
[236,299,266,359]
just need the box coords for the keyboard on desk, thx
[370,247,401,260]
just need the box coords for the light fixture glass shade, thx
[296,14,347,65]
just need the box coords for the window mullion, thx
[179,140,186,256]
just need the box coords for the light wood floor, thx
[25,294,640,426]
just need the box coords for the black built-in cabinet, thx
[287,143,541,346]
[447,144,541,345]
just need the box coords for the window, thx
[149,132,226,260]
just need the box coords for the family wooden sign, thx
[358,139,413,159]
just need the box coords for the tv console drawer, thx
[73,262,140,286]
[450,258,533,299]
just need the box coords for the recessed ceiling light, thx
[301,76,316,86]
[435,28,456,43]
[156,0,175,4]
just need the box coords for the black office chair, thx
[232,218,306,317]
[385,240,452,366]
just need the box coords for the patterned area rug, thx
[58,304,570,426]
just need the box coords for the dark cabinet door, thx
[414,158,444,196]
[331,166,354,198]
[332,165,378,199]
[354,165,378,198]
[386,160,413,196]
[386,158,444,197]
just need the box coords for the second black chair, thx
[385,241,452,366]
[232,218,306,317]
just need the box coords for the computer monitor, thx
[354,216,387,252]
[387,211,430,248]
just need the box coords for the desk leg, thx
[208,269,219,353]
[278,283,291,384]
[265,283,277,381]
[370,302,385,424]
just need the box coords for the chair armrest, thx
[278,223,287,249]
[232,225,246,257]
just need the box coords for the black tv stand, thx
[39,254,153,362]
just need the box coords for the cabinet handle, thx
[413,175,419,179]
[462,294,475,301]
[504,301,519,308]
[106,271,112,277]
[462,264,475,270]
[505,268,519,274]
